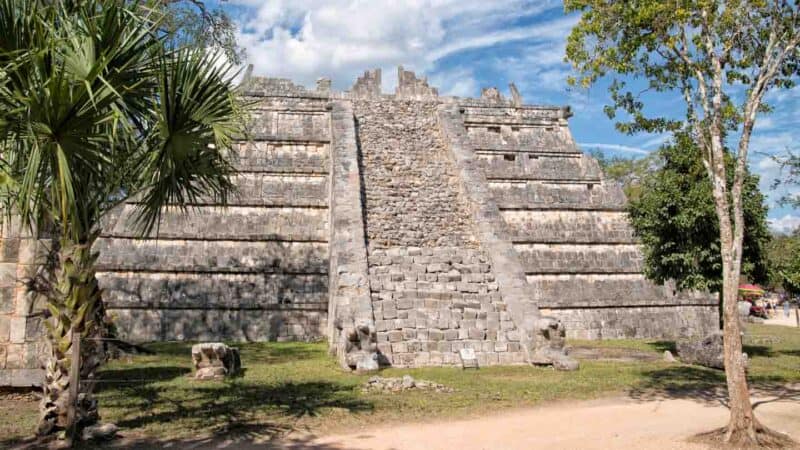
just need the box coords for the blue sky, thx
[218,0,799,233]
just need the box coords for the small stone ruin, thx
[362,375,454,393]
[191,343,241,380]
[676,332,748,370]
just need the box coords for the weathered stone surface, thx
[544,304,718,340]
[1,66,720,384]
[192,343,241,379]
[529,317,579,371]
[81,422,118,441]
[362,375,454,393]
[677,332,747,370]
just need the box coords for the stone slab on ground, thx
[676,332,750,370]
[191,343,241,380]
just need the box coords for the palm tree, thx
[0,0,245,440]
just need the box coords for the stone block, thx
[387,330,403,342]
[468,328,485,340]
[9,318,26,344]
[382,307,397,320]
[191,343,241,380]
[428,329,444,341]
[377,343,393,355]
[391,342,407,353]
[5,343,23,369]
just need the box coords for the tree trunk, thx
[702,124,762,444]
[38,236,106,438]
[720,254,756,444]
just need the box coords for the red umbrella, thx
[739,284,765,296]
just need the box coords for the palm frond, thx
[132,48,243,234]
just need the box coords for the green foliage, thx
[0,0,246,240]
[0,0,248,435]
[160,0,245,65]
[772,150,800,208]
[4,324,800,445]
[565,0,800,136]
[766,228,800,295]
[627,133,771,292]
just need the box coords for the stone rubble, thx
[362,375,455,393]
[676,332,748,370]
[191,343,241,380]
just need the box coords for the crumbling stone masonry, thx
[0,67,718,384]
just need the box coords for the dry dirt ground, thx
[279,397,800,450]
[97,393,799,450]
[765,314,800,328]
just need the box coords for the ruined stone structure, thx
[0,67,718,384]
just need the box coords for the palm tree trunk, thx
[38,236,106,438]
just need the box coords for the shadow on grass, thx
[92,379,372,447]
[649,341,677,353]
[742,345,773,357]
[95,366,191,393]
[627,365,800,410]
[142,341,325,365]
[82,430,365,450]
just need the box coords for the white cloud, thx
[428,67,479,97]
[230,0,565,91]
[577,142,651,155]
[768,214,800,235]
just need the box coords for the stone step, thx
[526,274,716,308]
[108,307,327,343]
[466,125,578,154]
[476,153,602,181]
[502,210,637,244]
[102,205,328,241]
[491,181,627,210]
[96,239,328,273]
[514,243,643,274]
[99,271,329,309]
[233,141,329,174]
[246,109,330,142]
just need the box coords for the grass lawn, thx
[1,324,798,447]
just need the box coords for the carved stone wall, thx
[370,247,526,367]
[354,100,478,250]
[0,219,48,386]
[97,80,334,343]
[0,67,719,384]
[460,102,718,340]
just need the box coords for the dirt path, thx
[12,393,799,449]
[276,396,800,450]
[765,314,800,328]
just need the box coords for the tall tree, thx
[773,150,800,208]
[627,132,770,294]
[766,228,800,295]
[0,0,245,442]
[565,0,800,445]
[160,0,245,65]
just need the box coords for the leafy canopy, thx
[161,0,245,65]
[766,228,800,295]
[0,0,246,241]
[565,0,800,137]
[626,133,771,292]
